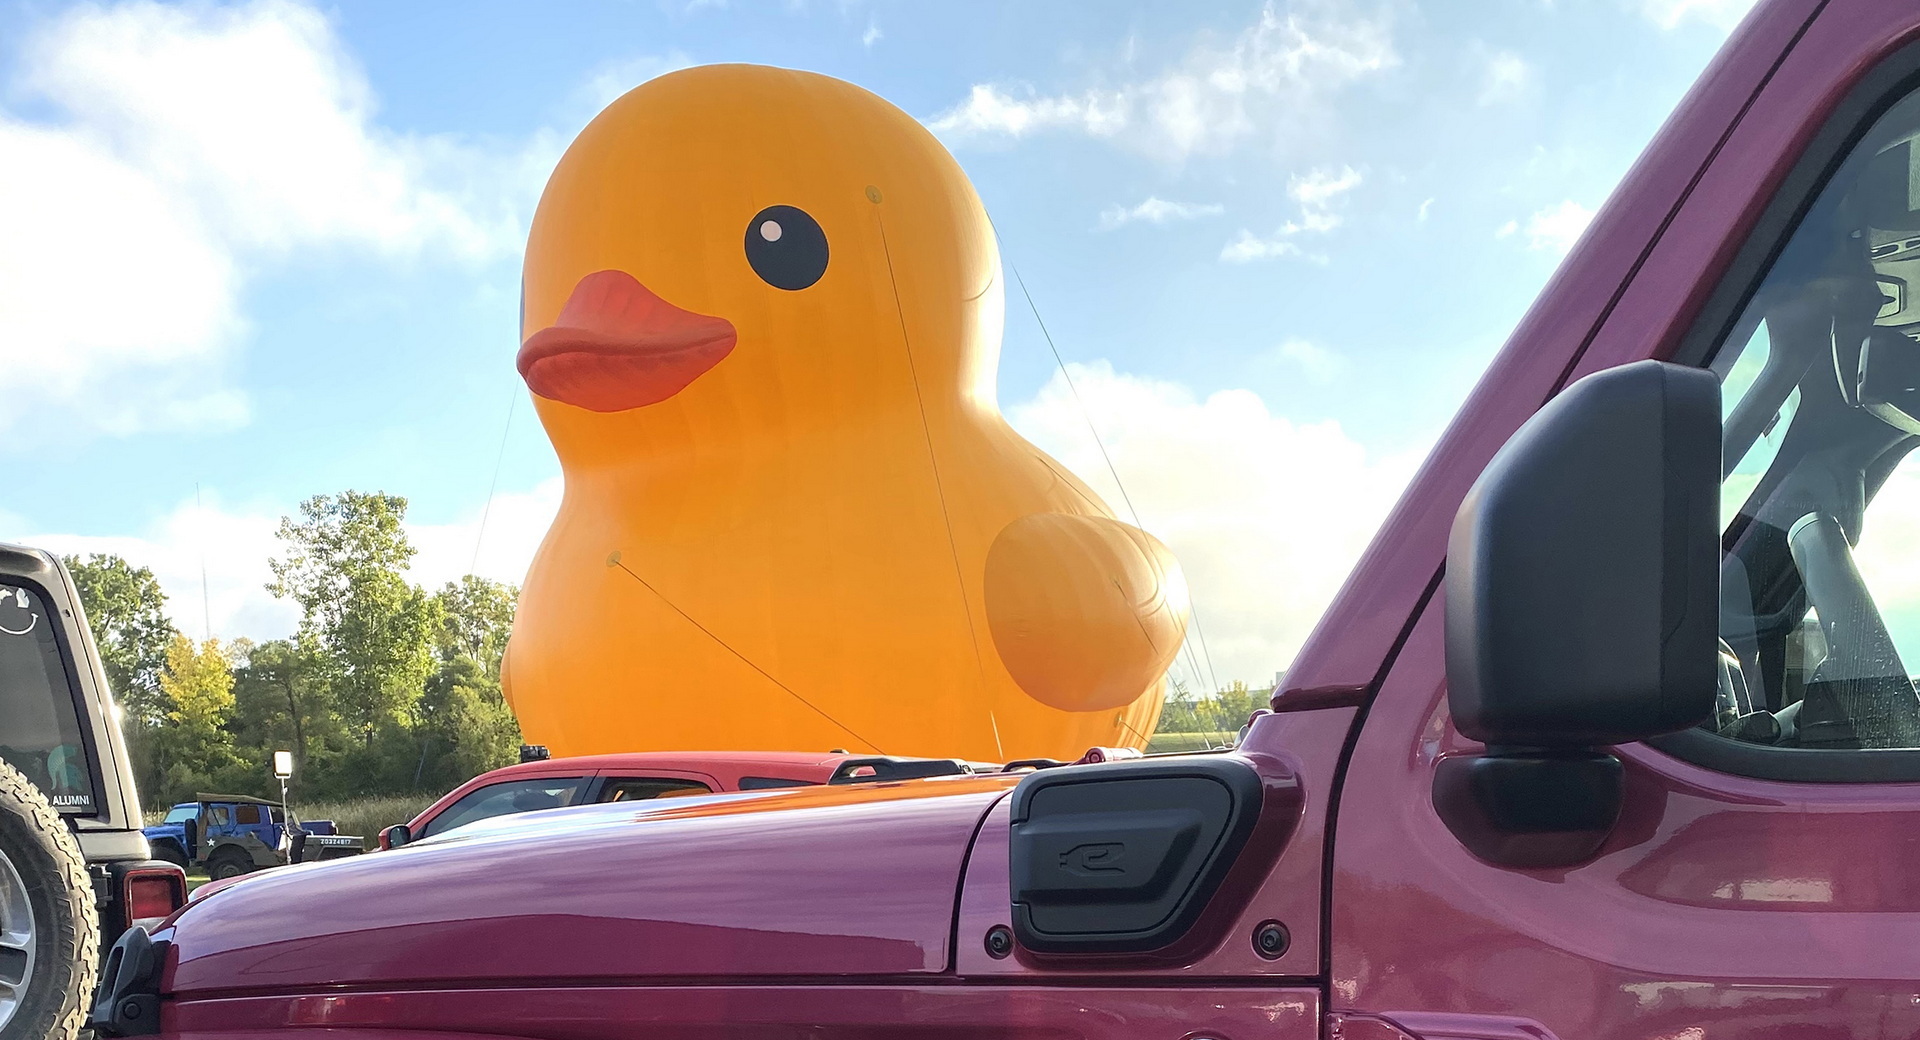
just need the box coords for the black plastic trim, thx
[1008,756,1262,955]
[1648,726,1920,782]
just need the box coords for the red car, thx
[376,751,972,849]
[93,2,1920,1037]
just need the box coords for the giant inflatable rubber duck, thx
[505,64,1190,761]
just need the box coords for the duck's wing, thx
[983,512,1190,713]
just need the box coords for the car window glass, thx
[598,777,713,802]
[1707,83,1920,753]
[0,583,95,812]
[738,776,816,790]
[423,776,586,837]
[234,804,262,825]
[163,805,195,824]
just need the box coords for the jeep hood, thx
[160,776,1017,995]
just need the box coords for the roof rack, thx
[827,757,974,784]
[193,793,282,807]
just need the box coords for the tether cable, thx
[997,231,1224,696]
[609,554,885,754]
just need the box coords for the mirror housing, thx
[1447,360,1720,745]
[380,823,412,850]
[1438,360,1720,867]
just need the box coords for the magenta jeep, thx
[90,1,1920,1036]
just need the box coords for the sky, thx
[0,0,1759,692]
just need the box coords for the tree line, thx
[69,491,520,812]
[1155,678,1276,737]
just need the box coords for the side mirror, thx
[1438,360,1720,868]
[380,823,412,850]
[181,817,199,860]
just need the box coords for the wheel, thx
[204,848,253,881]
[0,758,96,1040]
[150,843,188,870]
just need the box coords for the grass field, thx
[299,794,440,840]
[1146,731,1236,753]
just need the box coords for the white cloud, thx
[1008,362,1417,686]
[1495,219,1520,239]
[1221,230,1307,263]
[1273,338,1343,383]
[928,84,1128,139]
[929,1,1395,160]
[578,51,697,113]
[1639,0,1757,31]
[0,0,525,439]
[1521,199,1595,255]
[862,18,882,48]
[405,479,565,599]
[1220,165,1360,263]
[1098,196,1225,229]
[17,479,562,643]
[1417,197,1434,222]
[1478,50,1530,106]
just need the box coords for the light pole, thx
[272,750,294,822]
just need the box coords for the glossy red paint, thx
[164,776,1016,996]
[163,985,1319,1039]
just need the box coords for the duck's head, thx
[520,64,1003,462]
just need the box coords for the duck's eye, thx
[745,205,828,291]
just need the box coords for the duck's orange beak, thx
[517,270,738,412]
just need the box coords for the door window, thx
[234,804,263,825]
[597,777,713,802]
[0,583,96,812]
[421,776,586,837]
[738,776,817,790]
[1705,81,1920,757]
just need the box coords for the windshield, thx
[0,583,96,812]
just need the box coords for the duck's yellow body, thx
[505,65,1189,761]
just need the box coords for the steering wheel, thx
[1787,511,1920,747]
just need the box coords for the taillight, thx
[125,867,187,925]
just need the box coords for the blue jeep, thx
[143,794,362,879]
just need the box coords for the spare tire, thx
[0,759,96,1040]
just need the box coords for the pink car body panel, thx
[163,777,1016,996]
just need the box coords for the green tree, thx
[64,554,177,800]
[268,493,440,750]
[409,578,521,789]
[148,635,240,804]
[432,575,517,674]
[63,554,173,724]
[414,657,520,790]
[1154,677,1278,738]
[228,637,335,781]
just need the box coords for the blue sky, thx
[0,0,1755,688]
